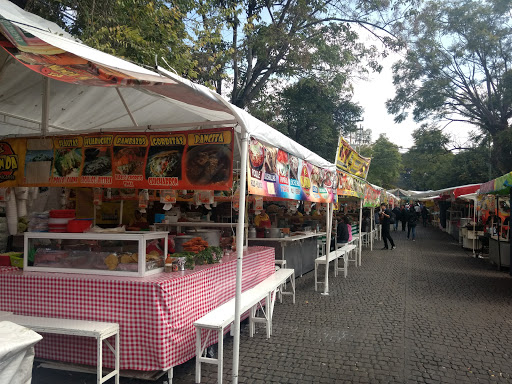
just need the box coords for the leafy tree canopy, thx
[262,76,363,161]
[387,0,512,174]
[360,134,402,189]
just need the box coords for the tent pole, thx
[322,202,333,296]
[358,199,363,266]
[232,131,248,384]
[510,188,512,276]
[472,198,476,257]
[116,88,139,126]
[370,207,374,251]
[41,76,50,136]
[497,197,501,270]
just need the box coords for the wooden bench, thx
[3,314,119,384]
[193,268,295,383]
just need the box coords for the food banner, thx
[0,138,26,187]
[0,19,165,87]
[247,138,336,203]
[13,128,233,190]
[336,171,365,198]
[335,136,371,179]
[363,184,381,207]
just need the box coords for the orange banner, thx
[17,128,234,190]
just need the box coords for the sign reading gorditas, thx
[335,136,371,179]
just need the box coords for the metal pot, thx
[186,229,221,247]
[265,228,282,238]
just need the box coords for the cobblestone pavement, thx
[32,226,512,383]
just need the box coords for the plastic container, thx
[9,253,24,268]
[0,254,11,266]
[154,214,166,224]
[67,219,93,233]
[49,209,76,218]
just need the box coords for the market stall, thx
[0,2,339,381]
[0,246,274,370]
[479,172,511,270]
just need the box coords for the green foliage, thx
[189,0,414,108]
[387,0,512,174]
[360,134,402,188]
[266,77,363,161]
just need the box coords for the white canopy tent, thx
[0,1,336,381]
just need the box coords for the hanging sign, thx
[363,184,381,207]
[0,139,25,188]
[335,136,371,179]
[336,171,365,198]
[247,138,335,203]
[13,128,233,190]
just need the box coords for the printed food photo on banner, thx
[24,138,52,185]
[146,147,182,179]
[112,134,149,183]
[82,147,112,177]
[51,136,83,184]
[289,155,299,181]
[249,138,265,171]
[276,149,289,185]
[184,129,233,189]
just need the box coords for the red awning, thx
[453,184,481,198]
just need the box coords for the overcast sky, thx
[351,32,473,152]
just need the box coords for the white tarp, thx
[0,321,42,384]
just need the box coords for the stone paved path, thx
[32,225,512,383]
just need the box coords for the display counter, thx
[0,246,275,372]
[489,237,510,267]
[24,231,168,277]
[248,232,326,277]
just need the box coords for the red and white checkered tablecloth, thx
[0,246,275,371]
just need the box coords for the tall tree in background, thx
[189,0,415,108]
[269,77,363,161]
[387,0,512,174]
[360,134,402,189]
[399,125,454,190]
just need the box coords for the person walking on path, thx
[401,205,408,231]
[407,208,418,240]
[379,203,396,250]
[421,205,428,227]
[392,206,401,231]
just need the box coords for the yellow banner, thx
[335,136,371,179]
[0,138,26,187]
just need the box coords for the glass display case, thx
[24,232,168,277]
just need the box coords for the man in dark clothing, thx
[401,205,408,231]
[331,217,349,250]
[421,205,428,227]
[379,203,396,250]
[392,206,401,231]
[408,209,418,240]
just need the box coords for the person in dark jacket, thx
[331,216,349,250]
[379,203,396,250]
[421,205,428,227]
[392,206,401,231]
[400,205,408,231]
[407,208,418,240]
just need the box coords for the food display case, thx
[23,231,168,277]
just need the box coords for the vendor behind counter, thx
[127,210,149,231]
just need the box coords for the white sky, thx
[351,32,473,152]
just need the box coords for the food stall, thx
[479,172,511,269]
[0,2,340,380]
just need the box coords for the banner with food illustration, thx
[0,138,26,187]
[336,171,365,198]
[363,184,381,207]
[335,136,371,179]
[18,128,233,190]
[247,137,336,203]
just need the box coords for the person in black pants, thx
[379,203,396,250]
